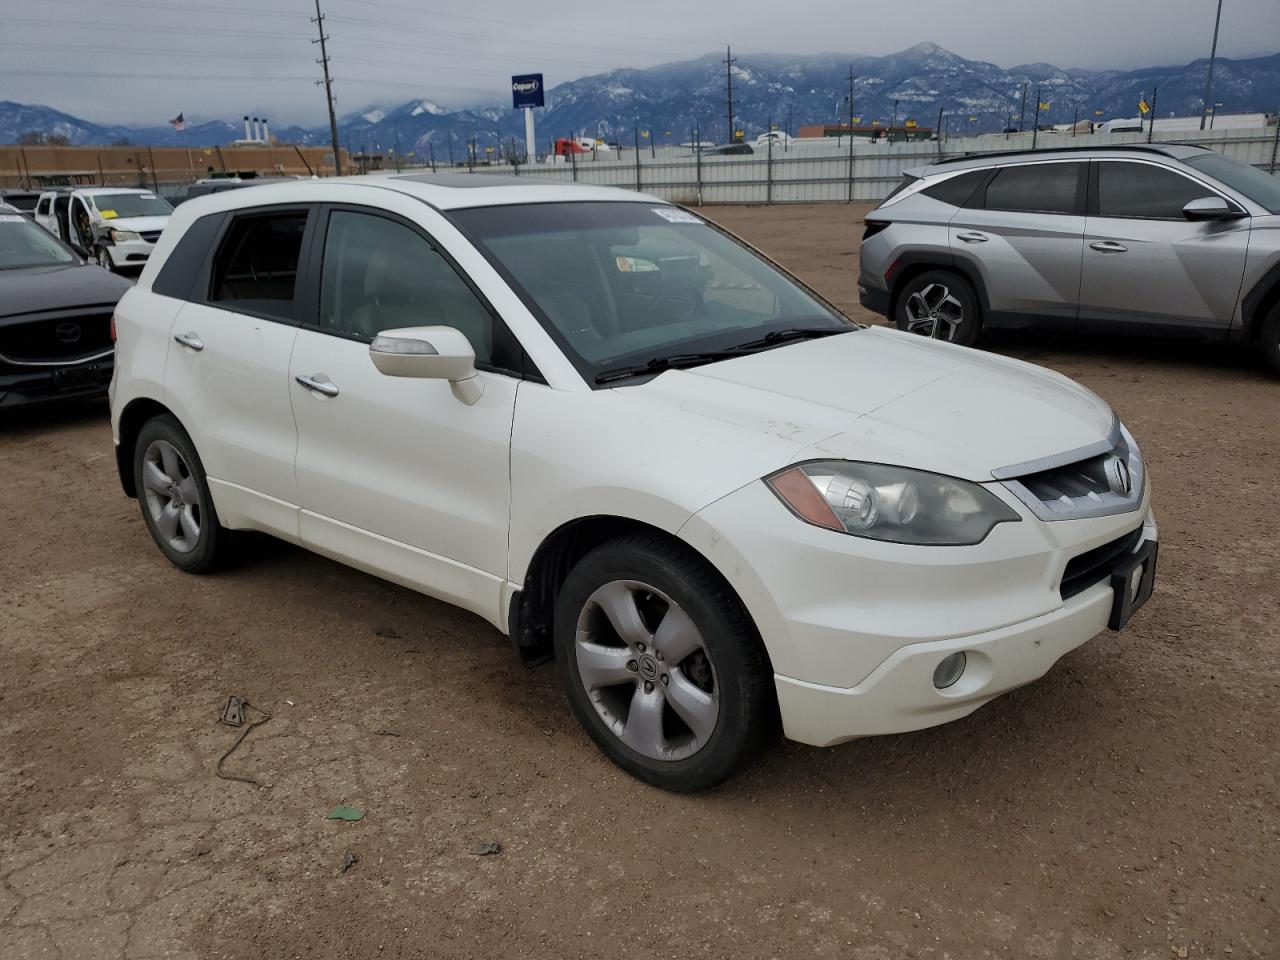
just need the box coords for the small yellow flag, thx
[905,119,918,128]
[1038,101,1050,111]
[1138,98,1150,115]
[851,116,861,124]
[968,115,977,122]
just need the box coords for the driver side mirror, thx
[368,326,484,405]
[1182,196,1246,221]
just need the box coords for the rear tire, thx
[1262,302,1280,377]
[553,535,775,792]
[132,415,231,573]
[894,269,982,347]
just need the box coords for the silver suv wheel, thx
[904,282,964,341]
[141,439,202,554]
[574,579,720,762]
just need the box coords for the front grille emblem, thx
[1107,456,1133,496]
[55,322,82,345]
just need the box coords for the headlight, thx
[110,229,141,242]
[765,461,1019,545]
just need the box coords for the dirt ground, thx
[2,203,1277,960]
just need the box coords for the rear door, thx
[162,205,314,538]
[1079,159,1250,335]
[947,160,1087,330]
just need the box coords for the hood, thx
[98,215,169,233]
[627,326,1114,482]
[0,262,134,320]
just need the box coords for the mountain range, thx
[4,43,1278,153]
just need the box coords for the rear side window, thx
[880,175,919,205]
[209,211,308,321]
[152,212,224,301]
[980,162,1083,215]
[36,198,50,216]
[922,169,989,207]
[1095,162,1218,219]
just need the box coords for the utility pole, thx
[891,99,899,142]
[1147,86,1159,143]
[936,105,944,159]
[311,0,342,176]
[1200,0,1224,130]
[846,68,855,202]
[1018,82,1028,133]
[725,45,736,143]
[1031,85,1042,149]
[394,129,402,172]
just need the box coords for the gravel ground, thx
[1,203,1276,960]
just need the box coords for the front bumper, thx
[858,276,890,316]
[680,479,1157,748]
[104,239,154,269]
[0,355,113,408]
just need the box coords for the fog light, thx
[933,652,966,690]
[1129,564,1144,602]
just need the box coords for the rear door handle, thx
[173,332,204,351]
[956,232,988,243]
[1089,241,1128,253]
[295,374,339,398]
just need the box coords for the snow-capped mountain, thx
[4,44,1278,149]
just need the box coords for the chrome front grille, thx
[995,421,1145,521]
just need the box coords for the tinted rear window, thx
[922,169,989,207]
[152,212,224,301]
[980,162,1083,215]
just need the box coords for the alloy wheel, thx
[904,283,964,341]
[574,579,719,762]
[141,439,202,554]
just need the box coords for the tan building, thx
[1,143,349,189]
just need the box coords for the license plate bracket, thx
[1108,540,1158,630]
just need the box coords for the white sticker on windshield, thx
[139,194,157,200]
[651,207,702,224]
[0,214,25,222]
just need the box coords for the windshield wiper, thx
[594,351,745,384]
[726,326,847,353]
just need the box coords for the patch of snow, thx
[410,100,447,117]
[362,109,386,124]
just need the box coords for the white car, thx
[35,187,172,273]
[109,174,1158,791]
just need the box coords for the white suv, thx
[109,174,1158,791]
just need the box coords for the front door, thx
[1079,159,1251,335]
[948,160,1088,330]
[289,204,521,622]
[163,206,312,538]
[70,196,95,249]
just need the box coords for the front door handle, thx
[956,232,988,243]
[1090,240,1129,253]
[173,332,204,351]
[295,374,339,398]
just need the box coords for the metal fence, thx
[416,125,1280,205]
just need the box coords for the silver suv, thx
[858,144,1280,373]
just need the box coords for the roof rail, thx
[931,143,1209,166]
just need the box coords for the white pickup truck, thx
[34,187,173,274]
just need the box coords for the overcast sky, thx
[3,0,1277,126]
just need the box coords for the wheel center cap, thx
[637,654,659,681]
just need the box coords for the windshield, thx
[1185,152,1280,214]
[90,192,173,219]
[449,202,853,381]
[0,215,77,269]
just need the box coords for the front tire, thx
[1262,301,1280,377]
[894,269,982,346]
[554,535,774,792]
[132,415,231,573]
[95,246,115,272]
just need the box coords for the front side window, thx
[1096,162,1219,220]
[450,202,851,383]
[0,217,77,269]
[209,211,308,320]
[317,209,505,367]
[981,162,1083,215]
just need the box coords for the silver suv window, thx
[981,163,1083,215]
[1096,162,1217,220]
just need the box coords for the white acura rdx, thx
[109,174,1157,791]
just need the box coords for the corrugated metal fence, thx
[417,126,1280,205]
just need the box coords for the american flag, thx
[168,113,186,131]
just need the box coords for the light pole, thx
[1200,0,1224,130]
[890,99,898,142]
